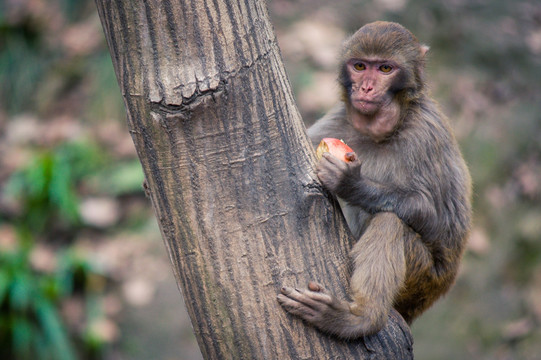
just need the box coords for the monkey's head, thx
[338,21,428,117]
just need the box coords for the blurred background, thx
[0,0,540,359]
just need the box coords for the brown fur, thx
[278,21,472,339]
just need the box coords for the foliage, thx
[0,238,108,360]
[6,141,105,236]
[0,135,148,358]
[0,137,122,358]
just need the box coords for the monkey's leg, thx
[348,212,406,332]
[278,212,406,339]
[394,229,459,323]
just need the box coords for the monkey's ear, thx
[420,45,430,57]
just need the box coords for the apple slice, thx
[316,138,356,163]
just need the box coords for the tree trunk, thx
[94,0,413,358]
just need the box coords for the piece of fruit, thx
[316,138,356,163]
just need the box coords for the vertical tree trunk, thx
[95,0,413,358]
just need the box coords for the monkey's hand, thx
[316,152,361,195]
[277,282,381,339]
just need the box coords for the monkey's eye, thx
[353,63,366,71]
[379,64,393,73]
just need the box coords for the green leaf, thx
[10,273,33,311]
[12,318,33,359]
[49,156,80,224]
[34,297,76,360]
[40,276,62,301]
[26,154,53,199]
[0,270,10,304]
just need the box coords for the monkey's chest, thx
[361,158,405,186]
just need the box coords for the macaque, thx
[278,21,472,339]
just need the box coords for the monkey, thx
[277,21,472,339]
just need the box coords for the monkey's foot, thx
[277,282,379,339]
[277,282,335,320]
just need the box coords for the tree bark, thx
[95,0,413,359]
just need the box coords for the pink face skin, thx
[346,58,402,142]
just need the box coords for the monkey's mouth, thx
[353,99,380,113]
[355,99,378,105]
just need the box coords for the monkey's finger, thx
[280,286,332,310]
[321,152,349,172]
[277,293,318,316]
[308,281,325,292]
[287,286,335,307]
[280,286,318,308]
[277,294,317,319]
[350,157,362,168]
[345,152,357,162]
[321,152,343,165]
[316,159,344,178]
[305,289,335,306]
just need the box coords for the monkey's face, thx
[345,58,400,116]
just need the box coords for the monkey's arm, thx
[317,153,438,240]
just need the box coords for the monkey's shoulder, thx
[307,105,352,146]
[400,102,460,156]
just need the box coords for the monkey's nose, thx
[361,85,373,93]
